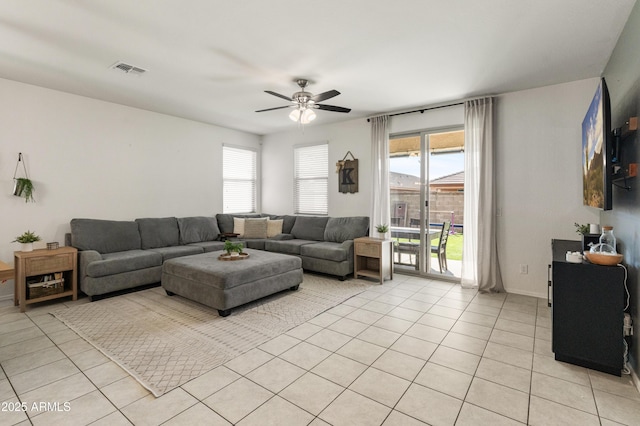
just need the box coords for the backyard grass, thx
[396,233,463,261]
[439,233,463,261]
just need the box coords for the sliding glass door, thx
[389,128,464,279]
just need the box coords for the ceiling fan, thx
[255,79,351,124]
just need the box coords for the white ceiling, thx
[0,0,635,135]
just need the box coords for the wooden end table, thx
[0,260,14,283]
[14,247,77,312]
[354,237,393,284]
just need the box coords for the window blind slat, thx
[223,146,256,213]
[294,144,328,215]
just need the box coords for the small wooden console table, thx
[0,260,13,283]
[354,237,393,284]
[14,247,77,312]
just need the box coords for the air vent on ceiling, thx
[110,61,147,76]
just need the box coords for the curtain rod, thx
[367,102,464,122]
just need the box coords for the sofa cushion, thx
[244,218,268,239]
[177,216,220,244]
[268,215,297,234]
[300,242,349,262]
[324,216,370,243]
[290,216,329,241]
[264,239,317,255]
[71,218,141,254]
[216,213,264,234]
[146,245,204,262]
[86,250,162,278]
[136,217,180,249]
[188,241,225,253]
[243,239,266,250]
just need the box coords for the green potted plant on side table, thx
[375,224,389,239]
[12,230,41,252]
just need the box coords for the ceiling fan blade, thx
[311,90,340,103]
[265,90,292,101]
[255,105,291,112]
[317,104,351,113]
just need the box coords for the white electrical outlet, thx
[519,264,528,274]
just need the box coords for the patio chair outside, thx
[431,220,451,273]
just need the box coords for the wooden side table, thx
[14,247,77,312]
[354,237,393,284]
[0,260,14,283]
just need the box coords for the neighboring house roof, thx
[390,170,464,192]
[389,172,420,189]
[430,171,464,187]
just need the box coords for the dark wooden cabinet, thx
[551,240,626,376]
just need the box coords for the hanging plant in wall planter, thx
[13,177,35,203]
[12,153,35,203]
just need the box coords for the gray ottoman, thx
[161,249,303,316]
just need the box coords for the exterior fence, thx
[391,190,464,233]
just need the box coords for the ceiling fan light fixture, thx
[300,108,316,124]
[289,109,302,122]
[259,79,349,126]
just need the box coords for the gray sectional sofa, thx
[69,214,369,300]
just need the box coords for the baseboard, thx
[501,286,546,300]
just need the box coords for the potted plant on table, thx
[375,224,389,239]
[223,240,244,257]
[574,223,589,236]
[12,230,41,252]
[575,222,598,252]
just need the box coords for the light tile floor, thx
[1,274,639,425]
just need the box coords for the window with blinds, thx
[294,143,328,215]
[223,146,257,213]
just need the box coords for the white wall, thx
[0,78,260,301]
[495,78,601,297]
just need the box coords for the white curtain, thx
[461,98,504,292]
[370,115,390,237]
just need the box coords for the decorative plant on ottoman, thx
[223,240,244,257]
[12,230,41,252]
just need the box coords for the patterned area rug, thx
[53,274,371,397]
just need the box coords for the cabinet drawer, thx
[26,254,73,276]
[355,242,380,258]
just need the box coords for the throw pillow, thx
[244,217,268,239]
[267,219,284,238]
[233,217,245,237]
